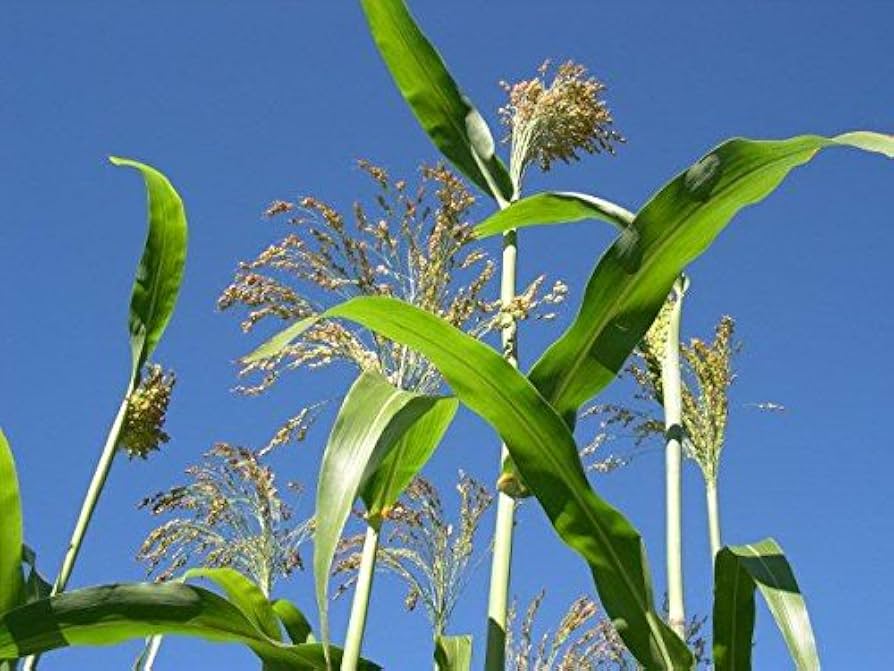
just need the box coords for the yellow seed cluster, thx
[119,364,175,460]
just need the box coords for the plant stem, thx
[341,523,380,671]
[706,477,722,561]
[22,392,131,671]
[135,636,163,671]
[661,277,687,639]
[484,228,519,671]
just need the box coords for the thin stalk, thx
[341,523,380,671]
[484,228,519,671]
[660,278,687,639]
[22,391,131,671]
[135,636,163,671]
[705,477,722,561]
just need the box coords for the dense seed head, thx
[119,364,175,459]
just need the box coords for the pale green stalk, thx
[22,391,132,671]
[341,523,380,671]
[660,277,687,639]
[484,226,519,671]
[705,478,722,561]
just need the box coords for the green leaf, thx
[110,157,188,382]
[529,132,894,427]
[20,546,51,606]
[182,567,282,642]
[713,539,818,671]
[360,0,513,202]
[434,634,472,671]
[0,429,24,615]
[246,298,692,669]
[314,371,456,657]
[272,599,314,645]
[474,191,635,236]
[361,392,458,520]
[0,583,379,670]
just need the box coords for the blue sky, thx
[1,2,892,669]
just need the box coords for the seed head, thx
[119,364,175,459]
[499,60,623,188]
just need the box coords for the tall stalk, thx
[705,477,722,561]
[341,523,381,671]
[21,390,132,671]
[484,220,520,671]
[660,277,687,639]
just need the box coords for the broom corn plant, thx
[0,3,893,670]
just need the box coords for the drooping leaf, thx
[246,298,692,669]
[434,634,472,671]
[272,599,314,645]
[361,392,458,520]
[360,0,513,202]
[0,583,379,670]
[182,567,282,642]
[20,546,51,606]
[713,539,818,671]
[0,429,24,615]
[529,132,894,427]
[474,191,635,237]
[110,157,188,383]
[314,371,457,657]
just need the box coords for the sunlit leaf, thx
[0,430,24,615]
[110,157,188,383]
[272,599,314,645]
[434,634,472,671]
[713,539,818,671]
[360,0,513,202]
[246,298,692,669]
[0,583,378,670]
[529,132,894,426]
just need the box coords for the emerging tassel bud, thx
[119,364,175,459]
[499,60,623,188]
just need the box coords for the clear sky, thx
[2,2,892,669]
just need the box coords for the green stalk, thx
[341,523,380,671]
[22,391,131,671]
[705,477,722,561]
[660,277,687,639]
[484,228,519,671]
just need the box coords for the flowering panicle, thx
[118,364,175,459]
[137,443,313,595]
[332,472,492,637]
[499,60,623,189]
[220,161,564,448]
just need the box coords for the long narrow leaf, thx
[0,430,24,615]
[110,157,188,381]
[474,191,635,236]
[314,371,457,657]
[434,634,472,671]
[0,583,378,670]
[529,132,893,426]
[713,539,818,671]
[247,298,693,669]
[360,0,513,202]
[182,567,282,642]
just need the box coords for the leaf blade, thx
[529,132,894,426]
[360,0,512,202]
[110,157,188,381]
[713,539,818,671]
[248,297,692,669]
[0,430,24,615]
[434,634,472,671]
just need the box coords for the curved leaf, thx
[0,429,24,615]
[434,634,472,671]
[182,568,281,642]
[247,298,692,669]
[474,191,635,237]
[713,539,818,671]
[314,371,457,657]
[110,157,188,382]
[272,599,314,645]
[360,0,513,202]
[0,583,378,670]
[530,132,894,426]
[20,546,51,606]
